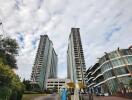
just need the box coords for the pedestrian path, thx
[94,96,131,100]
[33,94,59,100]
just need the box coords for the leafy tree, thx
[0,36,24,100]
[0,61,24,100]
[23,79,41,92]
[10,74,24,100]
[2,37,19,54]
[0,61,12,99]
[23,79,32,91]
[0,36,19,69]
[31,83,41,92]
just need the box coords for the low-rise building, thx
[85,47,132,95]
[46,78,71,92]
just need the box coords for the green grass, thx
[22,94,47,100]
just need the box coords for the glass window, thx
[109,52,115,59]
[127,56,132,64]
[121,50,128,55]
[108,62,112,69]
[103,72,107,79]
[119,76,132,85]
[101,62,113,74]
[109,51,119,59]
[126,50,132,55]
[114,67,129,75]
[114,51,119,58]
[101,64,105,72]
[121,49,132,56]
[128,65,132,72]
[103,70,114,79]
[118,59,124,65]
[112,59,125,67]
[112,59,119,66]
[107,79,118,93]
[111,70,115,76]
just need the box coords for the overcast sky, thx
[0,0,132,80]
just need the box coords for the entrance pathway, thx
[94,96,131,100]
[33,94,59,100]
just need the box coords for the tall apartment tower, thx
[31,35,58,90]
[67,28,86,84]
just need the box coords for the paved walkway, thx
[94,96,131,100]
[33,94,59,100]
[32,94,131,100]
[82,94,90,100]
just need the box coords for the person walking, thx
[61,88,68,100]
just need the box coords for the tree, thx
[2,37,19,55]
[23,79,32,91]
[23,79,41,92]
[0,36,19,69]
[0,36,24,100]
[0,61,24,100]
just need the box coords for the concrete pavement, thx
[33,94,59,100]
[94,96,132,100]
[32,94,132,100]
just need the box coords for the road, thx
[33,94,59,100]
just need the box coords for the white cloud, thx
[0,0,132,80]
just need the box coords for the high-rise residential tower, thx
[67,28,86,84]
[31,35,58,90]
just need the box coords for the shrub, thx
[0,86,11,100]
[0,62,24,100]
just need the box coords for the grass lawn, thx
[22,94,47,100]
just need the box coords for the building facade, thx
[85,47,132,95]
[46,79,70,92]
[67,28,86,84]
[31,35,58,90]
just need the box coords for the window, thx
[103,70,114,79]
[121,49,132,56]
[128,65,132,72]
[126,50,132,55]
[114,67,129,75]
[127,56,132,64]
[118,76,132,85]
[107,79,118,93]
[112,59,124,67]
[99,57,106,65]
[118,59,124,65]
[112,60,118,66]
[109,51,119,59]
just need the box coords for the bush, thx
[0,86,11,100]
[0,62,24,100]
[10,89,24,100]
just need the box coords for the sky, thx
[0,0,132,80]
